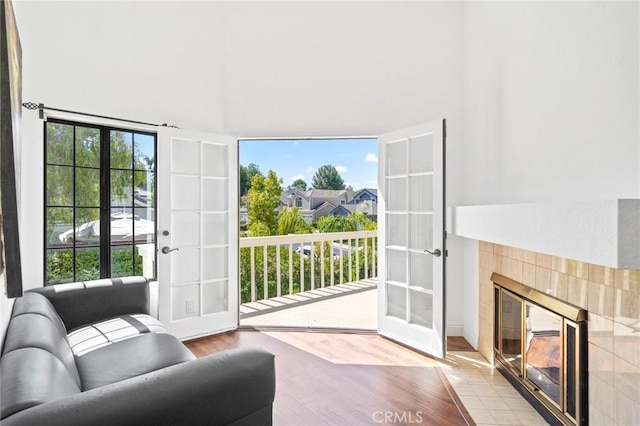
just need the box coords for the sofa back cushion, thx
[31,277,149,331]
[1,293,82,420]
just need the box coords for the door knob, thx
[424,248,442,257]
[161,246,179,254]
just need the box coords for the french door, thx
[377,119,446,358]
[157,127,238,340]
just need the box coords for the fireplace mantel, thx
[450,199,640,269]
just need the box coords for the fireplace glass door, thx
[492,273,587,426]
[525,303,562,407]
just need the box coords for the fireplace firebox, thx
[492,273,588,426]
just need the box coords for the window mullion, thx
[100,126,111,278]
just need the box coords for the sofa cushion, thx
[71,315,195,390]
[8,292,68,337]
[2,313,81,387]
[0,348,82,420]
[30,276,150,331]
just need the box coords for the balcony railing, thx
[239,230,378,304]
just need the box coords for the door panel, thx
[378,119,446,358]
[157,127,238,340]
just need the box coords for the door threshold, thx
[238,325,378,334]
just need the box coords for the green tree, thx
[311,165,345,190]
[247,170,283,235]
[240,163,263,196]
[291,178,307,191]
[277,207,311,235]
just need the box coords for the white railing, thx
[239,230,378,304]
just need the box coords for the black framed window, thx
[44,120,156,284]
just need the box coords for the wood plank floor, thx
[186,330,475,426]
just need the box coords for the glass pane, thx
[501,291,523,373]
[409,133,433,174]
[386,139,407,176]
[525,303,562,406]
[46,207,73,247]
[409,289,433,328]
[409,213,432,251]
[172,176,200,210]
[203,280,228,314]
[46,123,73,165]
[111,245,141,277]
[203,247,227,280]
[387,249,406,284]
[386,177,407,211]
[76,168,100,207]
[172,139,200,175]
[387,214,407,247]
[76,247,100,281]
[172,284,200,320]
[203,179,228,211]
[172,211,200,247]
[409,251,432,290]
[203,213,228,245]
[134,133,155,171]
[46,249,74,285]
[111,131,133,169]
[171,247,200,284]
[202,143,227,177]
[47,165,73,206]
[110,208,136,244]
[111,169,132,207]
[409,174,433,212]
[387,284,406,320]
[75,127,100,168]
[134,171,154,207]
[74,208,100,246]
[134,208,155,244]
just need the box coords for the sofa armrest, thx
[1,346,276,426]
[29,277,150,331]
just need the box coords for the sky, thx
[240,138,379,191]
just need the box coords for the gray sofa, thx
[0,277,275,425]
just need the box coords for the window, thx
[340,199,346,205]
[295,197,302,208]
[44,120,156,284]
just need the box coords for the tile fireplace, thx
[477,242,640,426]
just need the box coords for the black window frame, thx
[43,118,157,284]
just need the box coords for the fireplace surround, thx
[492,272,588,425]
[474,240,639,425]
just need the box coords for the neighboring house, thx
[278,186,378,224]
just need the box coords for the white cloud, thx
[364,153,378,163]
[335,165,348,173]
[305,166,315,173]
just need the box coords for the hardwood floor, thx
[186,331,475,426]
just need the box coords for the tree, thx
[277,207,311,235]
[247,170,283,235]
[291,178,307,191]
[311,165,345,190]
[240,163,263,196]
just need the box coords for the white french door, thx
[157,127,238,340]
[377,119,446,358]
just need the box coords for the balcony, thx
[238,230,378,329]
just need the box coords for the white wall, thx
[462,1,639,205]
[460,1,640,347]
[13,1,467,331]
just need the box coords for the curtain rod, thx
[22,102,178,128]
